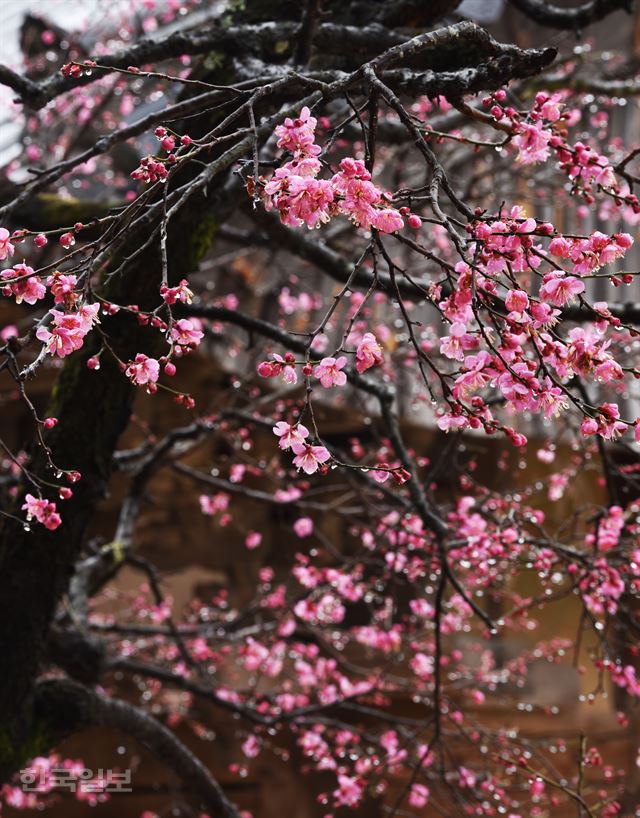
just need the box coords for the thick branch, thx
[508,0,632,29]
[0,20,555,109]
[33,679,239,818]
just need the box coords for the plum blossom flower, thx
[241,735,261,758]
[371,207,404,233]
[0,227,15,261]
[440,322,477,361]
[199,492,229,516]
[291,442,331,474]
[245,531,262,550]
[36,304,100,358]
[274,106,318,157]
[539,273,585,306]
[1,264,46,305]
[293,517,314,538]
[437,412,469,432]
[125,354,160,386]
[314,356,347,388]
[355,332,383,373]
[411,652,434,680]
[47,273,77,305]
[170,317,203,348]
[514,121,552,164]
[505,289,529,313]
[0,324,17,341]
[538,92,563,122]
[161,279,193,304]
[283,176,334,229]
[409,784,430,808]
[258,353,298,384]
[333,775,363,808]
[22,494,61,531]
[273,421,309,451]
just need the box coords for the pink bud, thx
[408,214,422,229]
[86,356,100,370]
[581,417,598,436]
[164,362,176,376]
[34,233,48,247]
[43,417,58,429]
[293,517,313,538]
[245,531,262,549]
[59,232,75,248]
[257,361,274,377]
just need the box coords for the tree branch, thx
[33,679,240,818]
[508,0,632,29]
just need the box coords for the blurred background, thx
[0,1,639,816]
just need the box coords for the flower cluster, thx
[488,89,640,210]
[130,155,170,184]
[273,422,331,474]
[1,263,45,305]
[36,304,100,358]
[258,108,408,233]
[258,335,383,393]
[125,354,160,387]
[21,494,62,531]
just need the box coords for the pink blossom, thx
[273,421,309,451]
[36,306,99,358]
[22,493,61,531]
[371,207,404,233]
[47,273,77,305]
[539,92,563,122]
[161,279,193,305]
[409,784,430,808]
[258,353,298,384]
[314,356,347,388]
[505,289,529,313]
[459,766,477,788]
[274,107,318,157]
[170,317,204,347]
[285,176,334,228]
[355,332,383,373]
[125,354,160,386]
[241,735,261,759]
[0,324,18,341]
[273,353,298,384]
[411,652,434,680]
[1,264,46,305]
[333,775,363,808]
[59,231,76,249]
[291,442,331,474]
[293,517,314,538]
[539,273,585,306]
[437,412,469,432]
[245,531,262,549]
[0,227,15,261]
[199,492,230,516]
[514,121,552,164]
[440,322,477,361]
